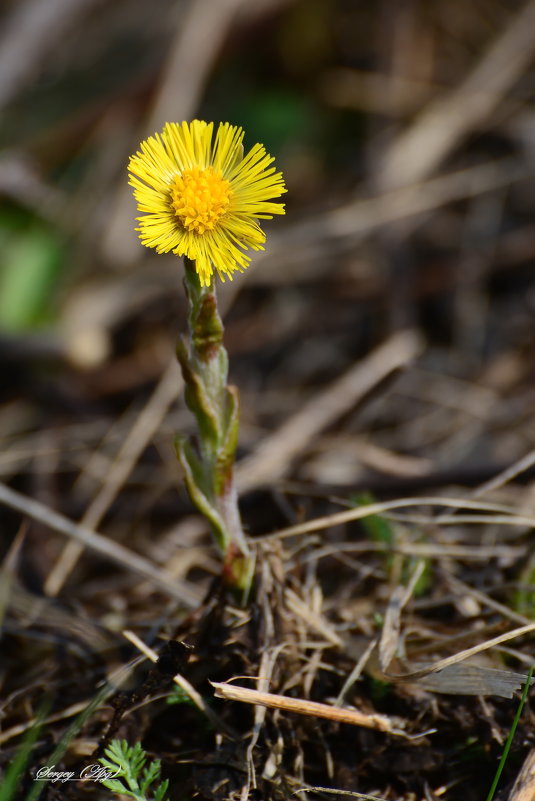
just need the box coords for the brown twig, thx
[0,481,200,607]
[211,681,412,736]
[236,330,424,492]
[377,0,535,189]
[44,359,182,596]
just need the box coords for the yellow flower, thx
[128,120,287,286]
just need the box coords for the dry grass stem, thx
[299,541,524,563]
[508,748,535,801]
[295,788,388,801]
[0,701,88,747]
[383,622,535,683]
[211,682,410,736]
[472,448,535,498]
[45,358,181,595]
[0,481,200,606]
[237,330,423,492]
[260,157,535,280]
[379,560,427,672]
[378,0,535,189]
[335,638,378,708]
[269,495,532,540]
[445,574,532,626]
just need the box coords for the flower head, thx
[128,120,287,286]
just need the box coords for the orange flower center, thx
[171,167,231,234]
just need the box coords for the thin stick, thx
[237,330,423,492]
[0,481,200,607]
[390,514,535,528]
[378,0,535,189]
[212,682,408,735]
[384,622,535,683]
[44,359,181,596]
[267,496,531,541]
[508,748,535,801]
[257,158,535,282]
[335,638,378,708]
[473,448,535,498]
[446,574,532,627]
[295,788,388,801]
[300,541,524,561]
[0,701,88,746]
[433,447,535,526]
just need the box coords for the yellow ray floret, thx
[128,120,287,286]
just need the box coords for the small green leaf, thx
[175,437,229,551]
[513,555,535,618]
[214,385,240,495]
[353,491,394,547]
[98,739,169,801]
[0,223,64,331]
[176,338,220,448]
[141,760,161,793]
[166,685,194,705]
[100,778,134,795]
[154,780,169,801]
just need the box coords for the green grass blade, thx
[0,701,50,801]
[486,664,534,801]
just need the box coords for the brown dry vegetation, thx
[1,1,535,800]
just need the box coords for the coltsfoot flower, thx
[128,120,287,286]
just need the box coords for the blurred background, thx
[0,0,535,591]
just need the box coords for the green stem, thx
[175,258,252,594]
